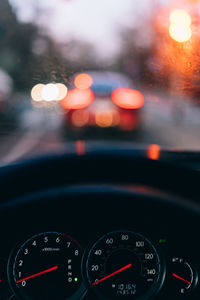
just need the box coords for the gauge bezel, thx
[82,230,166,300]
[7,231,87,300]
[170,257,199,296]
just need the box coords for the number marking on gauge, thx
[86,230,165,299]
[9,232,85,300]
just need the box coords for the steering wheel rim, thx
[0,151,199,204]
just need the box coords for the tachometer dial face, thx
[85,230,165,300]
[8,232,85,300]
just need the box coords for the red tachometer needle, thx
[172,273,191,285]
[16,266,58,284]
[92,263,132,286]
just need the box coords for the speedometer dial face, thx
[8,232,85,300]
[85,231,165,300]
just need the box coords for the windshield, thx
[0,0,199,164]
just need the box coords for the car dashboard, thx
[0,151,200,300]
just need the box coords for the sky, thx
[9,0,154,58]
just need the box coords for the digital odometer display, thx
[9,232,85,300]
[86,230,165,300]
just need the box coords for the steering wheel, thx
[0,151,200,203]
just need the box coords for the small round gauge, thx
[8,232,85,300]
[85,230,165,300]
[169,257,198,296]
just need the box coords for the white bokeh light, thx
[56,83,68,100]
[41,83,59,101]
[31,84,45,102]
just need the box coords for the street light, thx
[169,9,192,42]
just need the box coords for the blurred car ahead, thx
[61,71,144,136]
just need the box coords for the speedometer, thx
[8,232,85,300]
[85,230,165,299]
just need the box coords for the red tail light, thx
[61,88,94,110]
[111,88,144,109]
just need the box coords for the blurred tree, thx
[0,0,18,71]
[0,0,40,90]
[0,0,101,91]
[115,25,156,88]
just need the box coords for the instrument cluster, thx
[1,229,199,300]
[0,184,200,300]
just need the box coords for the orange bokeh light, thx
[147,144,161,160]
[169,9,191,27]
[111,88,144,110]
[169,24,192,43]
[169,10,192,43]
[71,110,90,127]
[74,73,93,90]
[61,88,94,110]
[95,112,113,128]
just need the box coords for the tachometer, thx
[85,230,165,299]
[8,232,85,300]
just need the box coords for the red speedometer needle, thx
[172,273,191,285]
[16,266,58,284]
[92,263,132,286]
